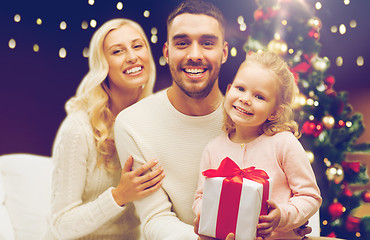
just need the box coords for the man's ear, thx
[163,42,169,64]
[268,105,284,121]
[221,41,229,64]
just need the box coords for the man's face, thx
[163,13,228,99]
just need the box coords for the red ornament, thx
[327,232,337,238]
[345,215,361,232]
[342,161,361,173]
[328,202,344,219]
[308,28,320,39]
[342,187,353,197]
[302,120,324,137]
[253,9,264,21]
[325,75,335,88]
[362,190,370,203]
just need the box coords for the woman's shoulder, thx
[58,110,92,137]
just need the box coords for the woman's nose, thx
[126,49,138,63]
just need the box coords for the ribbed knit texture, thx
[45,110,141,240]
[193,132,322,239]
[114,89,224,240]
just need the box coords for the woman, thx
[45,18,164,239]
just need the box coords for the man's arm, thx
[114,116,198,239]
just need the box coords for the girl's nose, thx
[239,95,251,105]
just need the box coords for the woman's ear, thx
[268,105,284,121]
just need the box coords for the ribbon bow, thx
[202,157,270,239]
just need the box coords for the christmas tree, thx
[244,0,370,239]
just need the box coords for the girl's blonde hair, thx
[65,18,156,171]
[223,51,300,137]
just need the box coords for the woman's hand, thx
[112,156,165,206]
[257,200,281,239]
[194,213,235,240]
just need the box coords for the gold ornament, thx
[267,39,288,56]
[322,115,335,129]
[326,163,344,184]
[311,55,330,72]
[307,17,322,30]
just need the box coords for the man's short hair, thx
[166,0,226,37]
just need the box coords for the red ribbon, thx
[202,157,270,239]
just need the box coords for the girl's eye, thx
[236,86,245,92]
[256,95,265,100]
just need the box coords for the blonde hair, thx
[223,51,300,137]
[65,18,156,171]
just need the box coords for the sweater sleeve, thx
[114,115,198,240]
[50,114,124,239]
[275,133,322,232]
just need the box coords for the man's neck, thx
[167,85,224,116]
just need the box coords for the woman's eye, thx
[113,49,122,54]
[134,44,143,49]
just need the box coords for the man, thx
[114,0,311,239]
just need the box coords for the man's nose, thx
[187,43,203,62]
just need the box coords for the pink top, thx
[193,131,322,239]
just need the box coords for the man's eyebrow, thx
[172,34,219,40]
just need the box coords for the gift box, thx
[199,157,271,240]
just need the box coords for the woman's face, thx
[103,24,151,94]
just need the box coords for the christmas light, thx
[230,47,237,57]
[356,56,364,66]
[60,21,67,30]
[59,48,67,58]
[90,19,97,28]
[143,10,150,18]
[315,2,322,10]
[159,56,166,66]
[336,56,343,67]
[36,18,42,25]
[81,21,88,29]
[344,0,350,5]
[88,0,94,6]
[151,27,157,35]
[330,26,338,33]
[151,35,158,44]
[237,16,244,25]
[116,2,123,10]
[349,20,357,28]
[8,39,16,49]
[239,23,247,31]
[33,44,39,52]
[14,14,21,22]
[82,47,89,58]
[339,24,346,35]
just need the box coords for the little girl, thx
[193,51,322,239]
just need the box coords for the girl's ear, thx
[226,84,232,93]
[268,105,284,121]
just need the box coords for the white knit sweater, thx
[45,110,141,240]
[114,89,224,240]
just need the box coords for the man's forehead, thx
[168,13,223,39]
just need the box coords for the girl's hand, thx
[194,214,235,240]
[112,156,165,206]
[257,200,281,239]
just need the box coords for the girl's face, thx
[103,24,150,94]
[224,62,281,132]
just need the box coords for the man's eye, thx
[175,41,188,47]
[203,41,214,46]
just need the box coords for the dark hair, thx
[167,0,226,36]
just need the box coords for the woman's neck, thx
[110,87,142,116]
